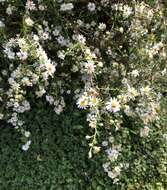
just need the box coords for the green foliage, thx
[0,101,167,189]
[0,104,112,190]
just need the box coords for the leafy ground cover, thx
[0,100,167,190]
[0,103,113,190]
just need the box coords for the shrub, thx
[0,0,167,189]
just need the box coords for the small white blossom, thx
[25,17,34,26]
[22,140,31,151]
[77,95,88,109]
[131,70,139,77]
[60,3,74,11]
[88,2,96,12]
[140,126,150,137]
[98,23,106,31]
[106,97,120,113]
[24,131,30,138]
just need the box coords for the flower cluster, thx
[0,0,167,188]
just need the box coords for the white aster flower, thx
[38,4,45,11]
[89,96,99,107]
[24,131,30,138]
[102,162,110,172]
[17,51,28,60]
[127,86,139,99]
[77,95,88,109]
[57,50,65,60]
[140,126,150,137]
[74,34,86,45]
[106,148,119,161]
[54,105,63,115]
[84,60,95,74]
[140,86,151,96]
[102,141,108,147]
[46,95,54,105]
[131,69,139,77]
[106,97,120,113]
[35,88,46,97]
[6,4,15,15]
[88,2,96,11]
[60,3,74,11]
[26,0,36,10]
[45,61,56,76]
[22,140,31,151]
[25,17,34,26]
[108,166,121,179]
[98,23,106,31]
